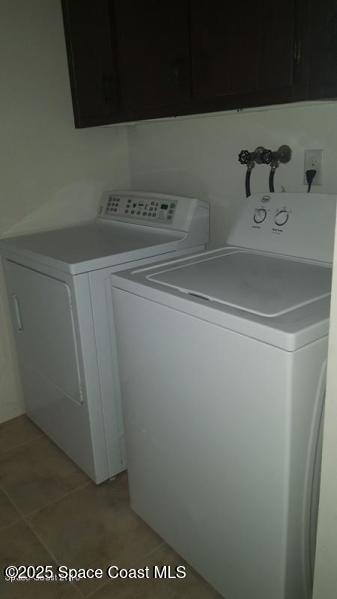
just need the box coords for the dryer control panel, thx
[105,194,177,222]
[98,191,209,234]
[227,193,337,264]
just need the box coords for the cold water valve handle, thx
[238,149,253,165]
[238,150,255,198]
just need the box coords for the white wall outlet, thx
[304,149,323,185]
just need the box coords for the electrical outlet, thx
[304,149,323,185]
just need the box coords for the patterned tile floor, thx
[0,416,221,598]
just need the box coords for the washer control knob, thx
[253,208,267,224]
[274,210,289,227]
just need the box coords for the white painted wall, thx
[0,0,130,423]
[127,102,337,247]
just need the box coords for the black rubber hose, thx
[269,168,275,193]
[245,168,252,198]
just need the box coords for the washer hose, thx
[245,167,252,198]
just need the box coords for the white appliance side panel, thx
[4,260,97,480]
[112,288,296,599]
[288,339,328,599]
[69,273,111,483]
[87,269,126,478]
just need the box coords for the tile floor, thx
[0,416,221,598]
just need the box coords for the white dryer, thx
[110,193,336,599]
[0,191,209,483]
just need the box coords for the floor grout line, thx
[0,476,93,522]
[0,423,185,598]
[23,517,84,597]
[139,541,166,562]
[0,488,80,592]
[2,480,86,598]
[0,416,45,452]
[83,578,114,598]
[0,514,22,533]
[24,471,132,520]
[0,431,45,456]
[26,479,93,519]
[0,484,28,520]
[0,484,24,530]
[83,541,175,599]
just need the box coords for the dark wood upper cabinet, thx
[190,0,307,110]
[61,0,337,127]
[307,0,337,99]
[113,1,191,119]
[61,0,120,127]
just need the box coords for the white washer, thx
[110,193,336,599]
[0,191,209,483]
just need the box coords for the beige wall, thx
[127,101,337,247]
[0,0,130,423]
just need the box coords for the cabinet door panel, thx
[113,0,191,117]
[191,1,264,99]
[62,0,120,127]
[308,0,337,98]
[259,1,297,92]
[191,0,304,107]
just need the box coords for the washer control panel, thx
[251,196,291,230]
[227,193,337,262]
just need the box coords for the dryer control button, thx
[274,210,289,227]
[253,208,267,224]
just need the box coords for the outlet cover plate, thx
[304,149,323,185]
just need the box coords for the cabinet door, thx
[62,0,120,127]
[259,0,307,99]
[113,0,191,119]
[190,0,305,110]
[307,0,337,99]
[191,1,263,101]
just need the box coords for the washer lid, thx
[147,250,332,318]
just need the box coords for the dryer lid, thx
[147,250,332,318]
[0,222,183,273]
